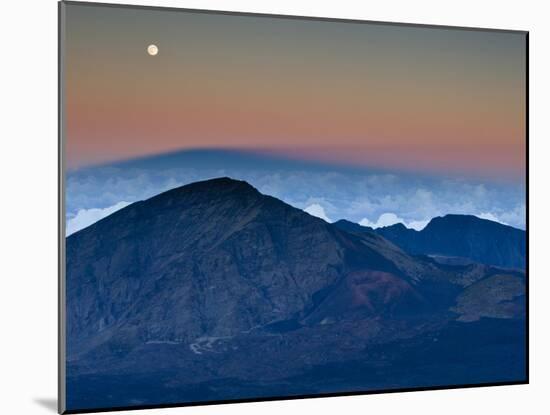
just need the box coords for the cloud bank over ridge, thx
[65,150,526,234]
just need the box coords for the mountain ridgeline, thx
[334,214,526,269]
[65,178,526,411]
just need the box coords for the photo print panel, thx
[59,1,528,413]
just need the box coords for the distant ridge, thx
[334,214,526,269]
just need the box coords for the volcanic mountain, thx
[67,178,433,356]
[65,178,526,411]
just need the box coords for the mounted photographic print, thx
[59,1,528,413]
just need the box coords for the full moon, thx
[147,44,158,56]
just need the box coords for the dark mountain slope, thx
[65,179,526,411]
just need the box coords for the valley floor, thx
[66,317,526,411]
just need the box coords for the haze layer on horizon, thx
[64,3,526,182]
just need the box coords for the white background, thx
[0,0,547,414]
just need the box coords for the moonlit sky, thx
[63,3,527,235]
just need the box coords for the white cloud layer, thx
[476,212,508,225]
[360,213,429,230]
[304,203,332,223]
[66,201,130,236]
[66,161,526,231]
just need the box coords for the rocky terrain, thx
[65,178,526,411]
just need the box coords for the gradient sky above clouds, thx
[63,3,526,234]
[64,3,526,181]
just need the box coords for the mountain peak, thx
[382,222,409,231]
[194,176,249,186]
[425,214,510,231]
[333,219,373,233]
[150,177,260,202]
[176,176,256,192]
